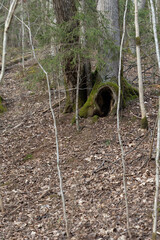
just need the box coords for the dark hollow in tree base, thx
[94,86,116,117]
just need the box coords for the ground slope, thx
[0,63,159,239]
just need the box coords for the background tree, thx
[149,0,160,71]
[52,0,138,118]
[52,0,81,112]
[78,0,138,118]
[134,0,148,129]
[0,0,18,82]
[97,0,120,80]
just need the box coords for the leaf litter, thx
[0,63,159,239]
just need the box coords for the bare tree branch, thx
[117,0,131,238]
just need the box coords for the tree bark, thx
[79,73,138,118]
[80,0,92,96]
[53,0,76,23]
[0,0,18,83]
[21,0,25,71]
[97,0,120,80]
[117,0,131,237]
[53,0,138,118]
[149,0,160,70]
[152,97,160,239]
[129,0,147,54]
[77,0,137,119]
[131,0,146,9]
[134,0,148,129]
[53,0,87,112]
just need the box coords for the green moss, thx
[121,77,138,99]
[71,115,76,124]
[141,116,148,129]
[72,96,85,112]
[106,80,119,94]
[121,77,138,107]
[92,115,99,123]
[152,233,156,240]
[131,116,137,122]
[0,96,7,113]
[75,70,139,119]
[71,98,86,123]
[105,139,111,146]
[79,74,117,118]
[0,181,11,187]
[135,37,141,46]
[68,157,76,163]
[23,154,33,162]
[79,76,138,118]
[49,193,59,199]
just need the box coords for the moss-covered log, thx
[79,72,138,118]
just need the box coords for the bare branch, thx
[117,0,131,238]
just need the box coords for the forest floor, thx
[0,60,160,240]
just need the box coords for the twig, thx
[126,131,149,159]
[76,54,80,131]
[117,0,131,238]
[93,156,120,174]
[8,204,23,216]
[94,131,149,173]
[4,189,51,217]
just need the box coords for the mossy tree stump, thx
[79,72,138,118]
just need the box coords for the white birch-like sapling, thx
[0,0,18,82]
[117,0,131,238]
[134,0,148,129]
[152,97,160,239]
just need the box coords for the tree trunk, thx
[149,0,160,70]
[137,0,146,9]
[0,0,18,83]
[97,0,120,80]
[21,0,25,71]
[79,0,138,118]
[53,0,138,118]
[134,0,148,129]
[131,0,146,9]
[53,0,87,112]
[79,72,138,118]
[80,0,92,96]
[152,97,160,240]
[129,0,147,55]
